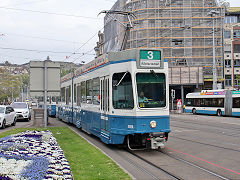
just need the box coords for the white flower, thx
[0,130,73,179]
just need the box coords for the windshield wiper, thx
[150,70,158,78]
[114,71,129,87]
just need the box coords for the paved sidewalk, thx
[30,115,67,128]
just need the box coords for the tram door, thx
[100,76,110,131]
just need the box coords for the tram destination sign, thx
[139,50,162,68]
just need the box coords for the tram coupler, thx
[149,132,167,150]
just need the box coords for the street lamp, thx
[208,10,220,90]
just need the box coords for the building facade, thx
[104,0,225,103]
[224,7,240,90]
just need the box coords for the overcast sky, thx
[0,0,239,65]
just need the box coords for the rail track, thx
[128,149,230,180]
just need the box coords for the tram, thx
[185,90,240,117]
[57,48,170,150]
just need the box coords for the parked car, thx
[31,101,38,107]
[11,102,31,121]
[0,105,17,129]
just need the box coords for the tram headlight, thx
[150,121,157,128]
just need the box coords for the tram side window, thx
[112,72,134,109]
[92,78,100,105]
[61,87,65,102]
[74,84,77,103]
[66,86,71,105]
[233,97,240,108]
[193,98,200,106]
[81,81,86,103]
[185,98,193,106]
[68,85,71,103]
[217,98,224,107]
[77,84,81,106]
[86,80,93,104]
[200,99,205,107]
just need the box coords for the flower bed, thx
[0,130,73,180]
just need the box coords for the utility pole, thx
[11,81,13,102]
[22,86,24,102]
[208,10,220,90]
[44,58,48,127]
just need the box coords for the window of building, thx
[233,30,240,38]
[148,19,155,27]
[225,16,238,24]
[234,75,240,87]
[224,30,231,39]
[224,44,231,53]
[172,39,183,46]
[112,72,134,109]
[234,59,240,67]
[225,75,232,86]
[225,59,231,68]
[234,44,240,53]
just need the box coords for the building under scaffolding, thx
[103,0,226,104]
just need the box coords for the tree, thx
[61,68,71,77]
[21,73,29,89]
[0,68,22,103]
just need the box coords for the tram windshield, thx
[136,73,166,108]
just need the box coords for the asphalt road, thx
[167,113,240,180]
[1,113,240,180]
[67,113,240,180]
[0,119,33,133]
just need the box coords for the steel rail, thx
[160,151,230,180]
[128,150,182,180]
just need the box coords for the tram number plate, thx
[140,50,161,68]
[128,125,134,129]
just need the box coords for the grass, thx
[0,127,131,180]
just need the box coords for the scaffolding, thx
[104,0,225,82]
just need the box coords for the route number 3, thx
[147,51,154,60]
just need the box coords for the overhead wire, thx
[0,0,49,8]
[67,3,126,64]
[1,32,83,44]
[0,7,101,20]
[0,46,95,55]
[0,0,115,64]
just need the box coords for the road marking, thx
[220,122,240,126]
[167,146,240,176]
[174,129,199,133]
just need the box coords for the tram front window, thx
[137,73,166,108]
[112,72,134,109]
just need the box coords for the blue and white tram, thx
[185,90,240,117]
[58,48,170,150]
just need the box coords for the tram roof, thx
[61,48,164,83]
